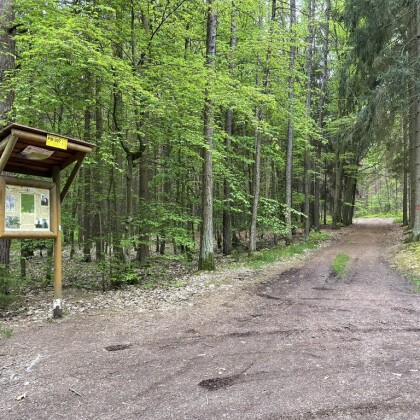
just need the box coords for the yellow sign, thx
[46,134,68,150]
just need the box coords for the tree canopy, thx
[0,0,418,283]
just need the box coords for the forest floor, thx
[0,218,419,419]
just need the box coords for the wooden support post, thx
[0,135,18,173]
[61,153,86,202]
[52,166,63,318]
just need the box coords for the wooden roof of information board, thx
[0,123,95,178]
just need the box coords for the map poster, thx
[4,185,51,231]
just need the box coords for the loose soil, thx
[1,219,419,419]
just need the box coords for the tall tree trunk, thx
[0,0,14,123]
[413,3,420,239]
[342,171,356,226]
[285,0,296,245]
[0,0,14,267]
[249,0,276,253]
[82,107,92,262]
[332,154,344,229]
[137,150,150,264]
[304,0,315,241]
[409,11,416,229]
[403,114,409,226]
[198,0,217,271]
[223,1,237,256]
[249,115,262,253]
[93,78,104,261]
[314,0,331,231]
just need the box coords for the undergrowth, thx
[242,231,330,269]
[394,243,420,291]
[0,326,13,339]
[0,264,23,310]
[1,230,332,307]
[356,212,402,220]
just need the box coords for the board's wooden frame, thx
[0,176,57,239]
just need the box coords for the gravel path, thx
[0,219,419,419]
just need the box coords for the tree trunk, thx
[314,0,331,231]
[332,155,344,229]
[137,150,150,264]
[249,115,262,253]
[0,0,14,122]
[82,107,92,262]
[249,0,276,253]
[285,0,296,245]
[222,1,237,257]
[0,0,14,267]
[403,115,409,226]
[93,78,104,261]
[304,0,315,241]
[342,172,356,226]
[412,3,420,239]
[198,0,217,271]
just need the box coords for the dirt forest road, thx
[1,219,420,420]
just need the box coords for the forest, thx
[0,0,419,294]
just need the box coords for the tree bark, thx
[249,0,276,253]
[403,114,409,226]
[0,0,14,122]
[93,78,104,261]
[285,0,296,245]
[222,1,237,257]
[304,0,315,241]
[82,107,92,262]
[0,0,14,267]
[137,150,150,264]
[332,154,344,229]
[412,3,420,239]
[314,0,331,231]
[198,0,217,271]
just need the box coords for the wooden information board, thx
[0,177,57,238]
[0,124,94,317]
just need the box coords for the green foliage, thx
[357,212,402,220]
[394,243,420,292]
[332,254,350,278]
[245,242,318,270]
[308,231,331,244]
[3,0,363,278]
[0,265,23,310]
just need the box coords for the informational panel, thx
[0,176,56,238]
[5,185,50,231]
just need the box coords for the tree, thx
[249,0,277,254]
[412,2,420,239]
[303,0,315,240]
[0,0,14,267]
[198,0,217,271]
[222,1,237,257]
[285,0,296,245]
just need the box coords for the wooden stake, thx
[52,166,63,318]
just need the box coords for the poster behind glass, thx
[4,185,50,231]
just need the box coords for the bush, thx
[0,264,22,309]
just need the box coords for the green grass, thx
[0,326,13,339]
[0,294,21,310]
[246,243,317,269]
[394,243,420,292]
[332,253,350,278]
[356,212,402,220]
[242,232,331,269]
